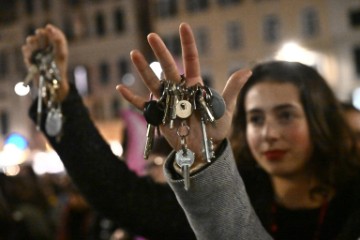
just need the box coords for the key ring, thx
[176,120,190,138]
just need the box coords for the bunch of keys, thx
[23,46,63,137]
[143,78,226,190]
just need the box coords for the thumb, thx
[222,69,252,115]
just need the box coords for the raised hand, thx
[117,22,252,167]
[21,24,69,102]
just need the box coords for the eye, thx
[278,110,295,123]
[247,114,264,126]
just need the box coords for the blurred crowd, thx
[0,165,115,240]
[0,142,168,240]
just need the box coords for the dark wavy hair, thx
[230,61,360,191]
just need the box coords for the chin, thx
[264,167,293,178]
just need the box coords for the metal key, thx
[197,88,215,123]
[45,104,63,137]
[176,121,194,190]
[200,117,215,162]
[143,93,162,159]
[36,75,45,130]
[23,64,38,86]
[162,81,171,125]
[169,83,178,129]
[176,148,195,190]
[143,123,155,159]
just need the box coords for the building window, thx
[263,15,280,43]
[63,17,74,41]
[0,111,9,136]
[118,58,129,82]
[41,0,51,11]
[25,0,34,15]
[25,24,36,37]
[67,0,80,6]
[195,27,209,55]
[111,96,121,118]
[14,46,26,75]
[157,0,178,18]
[99,62,110,85]
[163,34,181,57]
[95,12,106,36]
[92,100,105,120]
[73,14,89,39]
[301,7,320,38]
[0,51,8,78]
[349,8,360,28]
[217,0,241,7]
[186,0,209,13]
[226,21,243,50]
[354,46,360,77]
[114,9,125,33]
[0,2,17,24]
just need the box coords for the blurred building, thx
[152,0,360,97]
[0,0,359,170]
[0,0,153,171]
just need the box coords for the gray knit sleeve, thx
[164,140,272,240]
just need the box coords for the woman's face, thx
[245,81,313,178]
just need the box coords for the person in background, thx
[0,171,55,240]
[341,101,360,149]
[118,22,360,239]
[145,136,172,184]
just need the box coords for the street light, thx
[275,41,317,66]
[150,61,163,80]
[14,81,30,96]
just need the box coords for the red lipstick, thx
[264,150,286,161]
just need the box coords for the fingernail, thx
[245,70,252,78]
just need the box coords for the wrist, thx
[173,139,227,175]
[173,158,208,176]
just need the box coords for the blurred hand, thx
[21,24,69,102]
[117,22,252,166]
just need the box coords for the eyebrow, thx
[273,103,298,111]
[247,103,298,113]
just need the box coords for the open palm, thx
[117,23,252,164]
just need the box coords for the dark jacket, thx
[29,84,196,240]
[241,167,360,240]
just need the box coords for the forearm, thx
[28,84,195,240]
[164,140,272,240]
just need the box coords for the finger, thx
[116,84,147,110]
[35,28,49,49]
[147,33,180,83]
[45,24,68,62]
[222,69,252,114]
[22,44,32,67]
[24,35,40,63]
[130,50,161,97]
[179,23,201,84]
[25,35,40,51]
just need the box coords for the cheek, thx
[246,127,260,154]
[287,124,309,144]
[287,124,312,156]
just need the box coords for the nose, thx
[261,120,281,142]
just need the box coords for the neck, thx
[271,175,328,209]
